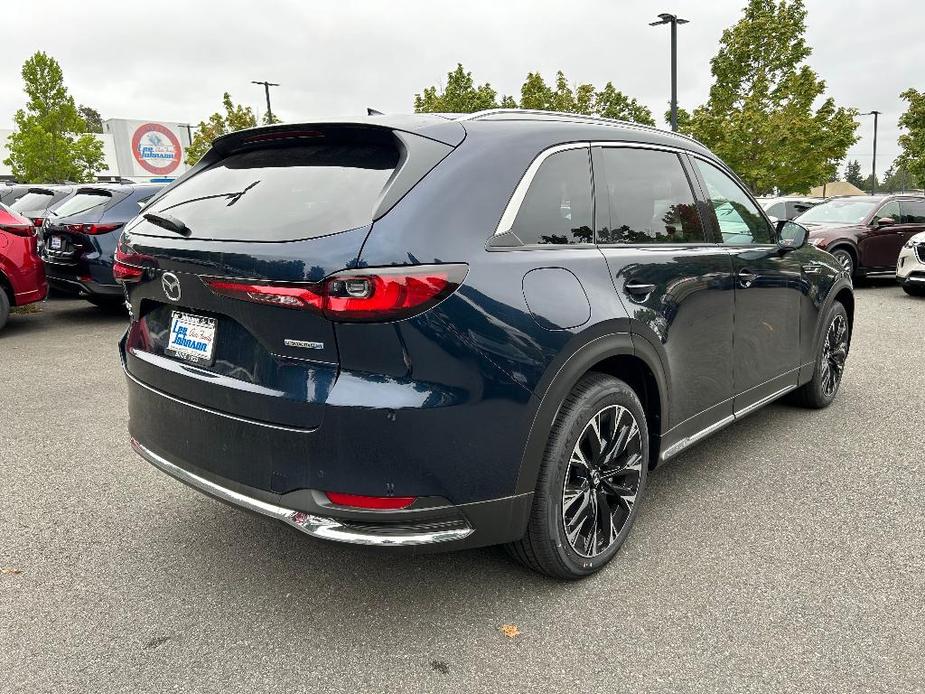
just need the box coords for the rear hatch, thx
[121,122,460,431]
[43,188,126,265]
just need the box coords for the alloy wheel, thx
[562,405,643,558]
[832,250,853,276]
[820,314,848,397]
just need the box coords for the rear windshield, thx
[52,191,112,218]
[138,142,400,242]
[11,191,54,212]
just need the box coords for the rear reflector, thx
[324,492,416,510]
[203,264,467,322]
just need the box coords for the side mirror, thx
[776,220,808,252]
[875,217,895,227]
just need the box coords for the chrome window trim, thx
[493,142,590,236]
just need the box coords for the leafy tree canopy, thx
[678,0,858,194]
[896,88,925,188]
[3,52,104,183]
[78,104,103,134]
[844,159,863,187]
[185,92,258,165]
[414,64,654,125]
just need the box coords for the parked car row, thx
[0,182,165,328]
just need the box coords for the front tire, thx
[507,373,648,579]
[829,248,855,277]
[793,301,850,409]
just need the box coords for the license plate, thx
[49,236,63,250]
[166,312,217,365]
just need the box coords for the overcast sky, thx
[2,0,921,176]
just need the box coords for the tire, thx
[0,288,9,332]
[902,283,925,297]
[829,248,855,277]
[507,373,648,579]
[792,301,850,409]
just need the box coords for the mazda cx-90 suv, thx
[119,111,854,579]
[796,194,925,278]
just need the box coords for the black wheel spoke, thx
[562,404,643,558]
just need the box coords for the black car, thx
[9,185,75,228]
[42,183,163,308]
[119,111,853,579]
[0,183,34,207]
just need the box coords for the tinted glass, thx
[764,202,786,219]
[695,160,773,244]
[52,192,112,218]
[900,200,925,224]
[511,148,593,245]
[874,201,901,222]
[597,148,704,244]
[11,191,54,212]
[796,198,879,224]
[140,143,399,242]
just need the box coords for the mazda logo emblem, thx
[161,272,182,302]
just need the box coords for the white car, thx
[897,231,925,296]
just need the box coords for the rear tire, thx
[0,289,9,331]
[507,373,648,579]
[792,301,849,409]
[902,283,925,297]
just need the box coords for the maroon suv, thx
[796,194,925,277]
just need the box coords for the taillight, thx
[324,491,416,510]
[65,223,123,235]
[0,223,35,237]
[202,264,467,322]
[113,245,153,283]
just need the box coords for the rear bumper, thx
[45,267,122,297]
[124,350,534,551]
[132,438,478,547]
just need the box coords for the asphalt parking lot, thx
[1,285,923,694]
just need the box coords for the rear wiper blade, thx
[143,212,192,237]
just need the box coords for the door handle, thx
[737,269,758,288]
[624,281,656,296]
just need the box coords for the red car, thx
[0,202,47,330]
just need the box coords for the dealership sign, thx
[131,123,182,175]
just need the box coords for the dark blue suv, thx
[42,183,163,308]
[119,111,853,578]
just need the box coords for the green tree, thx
[3,52,104,183]
[844,159,863,187]
[594,83,655,125]
[185,92,258,165]
[679,0,858,194]
[78,104,103,134]
[414,64,505,113]
[882,162,921,192]
[896,88,925,187]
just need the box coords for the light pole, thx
[252,80,280,123]
[650,13,689,132]
[861,110,881,194]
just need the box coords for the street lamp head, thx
[650,13,689,25]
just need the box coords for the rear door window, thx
[900,199,925,224]
[137,142,400,242]
[597,147,705,244]
[510,147,593,245]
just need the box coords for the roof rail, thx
[457,108,705,147]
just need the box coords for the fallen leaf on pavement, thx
[1,567,23,575]
[499,624,520,639]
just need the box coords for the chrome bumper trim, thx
[131,439,473,546]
